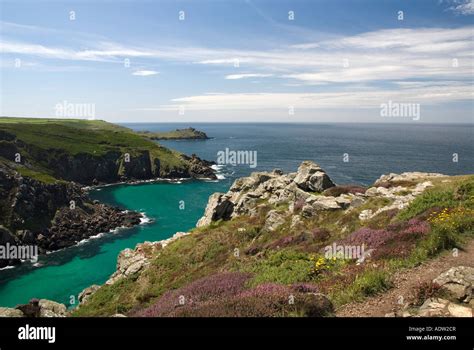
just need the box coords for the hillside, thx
[138,127,209,140]
[0,117,215,184]
[72,162,474,317]
[0,117,216,267]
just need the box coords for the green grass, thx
[330,269,392,307]
[73,175,474,316]
[242,249,314,286]
[16,167,62,184]
[397,176,474,221]
[0,117,188,182]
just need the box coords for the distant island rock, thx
[139,127,209,140]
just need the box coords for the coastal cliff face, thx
[0,131,216,185]
[0,164,142,267]
[74,161,473,318]
[0,118,216,268]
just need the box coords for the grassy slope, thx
[73,174,474,316]
[0,117,187,182]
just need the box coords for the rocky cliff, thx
[0,118,216,268]
[73,161,473,317]
[0,164,142,268]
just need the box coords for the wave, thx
[0,265,15,271]
[211,164,228,179]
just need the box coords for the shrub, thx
[311,228,331,242]
[137,279,333,317]
[428,207,474,233]
[245,250,314,285]
[331,269,392,306]
[413,281,442,306]
[454,180,474,202]
[293,197,306,212]
[309,255,342,277]
[291,282,320,293]
[341,227,394,249]
[323,185,367,197]
[371,219,430,260]
[397,188,455,221]
[135,272,251,317]
[376,180,417,189]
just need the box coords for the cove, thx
[0,179,230,308]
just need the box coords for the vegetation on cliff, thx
[0,117,216,267]
[0,118,215,185]
[73,163,474,317]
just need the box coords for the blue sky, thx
[0,0,473,123]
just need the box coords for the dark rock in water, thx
[0,165,144,267]
[182,154,217,180]
[43,204,143,251]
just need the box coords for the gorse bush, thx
[397,188,456,221]
[309,255,344,277]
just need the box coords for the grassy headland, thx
[0,117,198,184]
[138,127,209,140]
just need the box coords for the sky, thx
[0,0,473,123]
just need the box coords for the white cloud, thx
[132,70,159,76]
[225,73,273,80]
[2,23,473,111]
[153,82,472,111]
[447,0,474,15]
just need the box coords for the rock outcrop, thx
[1,298,68,317]
[182,154,217,179]
[359,180,436,221]
[78,285,101,305]
[433,266,474,303]
[196,162,444,229]
[293,161,335,192]
[196,161,336,227]
[0,165,143,266]
[0,225,20,268]
[375,172,445,186]
[106,232,190,285]
[387,267,474,318]
[0,307,24,317]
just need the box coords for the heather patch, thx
[135,272,251,317]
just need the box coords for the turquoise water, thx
[0,123,472,307]
[0,180,228,307]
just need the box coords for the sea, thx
[0,123,472,307]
